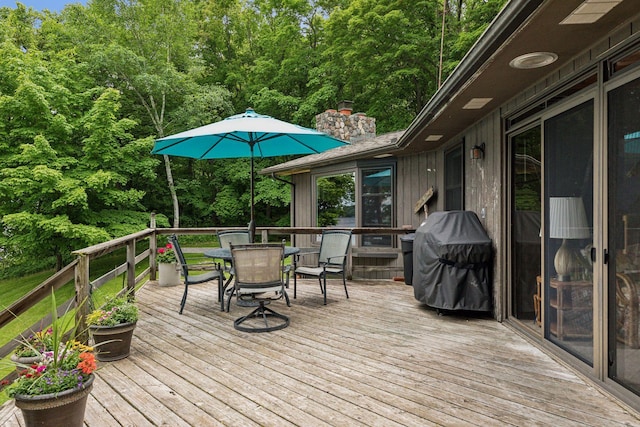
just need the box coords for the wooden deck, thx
[2,279,640,426]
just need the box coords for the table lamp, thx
[549,197,590,281]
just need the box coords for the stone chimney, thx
[315,101,376,143]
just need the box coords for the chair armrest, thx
[326,255,346,264]
[295,249,319,261]
[184,262,221,271]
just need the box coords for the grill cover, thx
[413,211,492,311]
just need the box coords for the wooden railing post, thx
[150,213,157,281]
[126,239,136,300]
[75,254,90,344]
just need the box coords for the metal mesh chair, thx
[217,230,251,272]
[294,230,352,305]
[170,235,223,314]
[229,243,290,332]
[218,229,251,248]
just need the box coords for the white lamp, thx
[549,197,590,281]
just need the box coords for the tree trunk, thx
[163,154,180,228]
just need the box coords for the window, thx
[444,144,464,210]
[316,173,356,228]
[361,166,393,246]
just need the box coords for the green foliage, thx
[12,329,55,358]
[86,296,138,327]
[0,0,503,261]
[156,242,178,264]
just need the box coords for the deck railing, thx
[1,219,413,387]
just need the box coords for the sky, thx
[0,1,87,12]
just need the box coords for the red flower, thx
[166,243,173,249]
[158,248,165,254]
[77,352,97,375]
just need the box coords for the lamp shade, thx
[549,197,590,239]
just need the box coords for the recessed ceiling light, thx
[509,52,558,69]
[425,135,443,142]
[463,98,493,109]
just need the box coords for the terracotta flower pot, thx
[89,322,136,362]
[158,262,180,286]
[13,374,94,427]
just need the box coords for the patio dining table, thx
[204,246,300,263]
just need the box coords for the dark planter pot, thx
[14,374,94,427]
[89,322,136,362]
[10,354,43,372]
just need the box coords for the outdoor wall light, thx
[470,143,485,160]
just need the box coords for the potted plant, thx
[6,294,97,427]
[157,241,180,286]
[10,328,55,369]
[86,296,138,362]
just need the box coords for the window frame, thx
[360,163,396,247]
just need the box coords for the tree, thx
[69,0,208,227]
[0,43,159,270]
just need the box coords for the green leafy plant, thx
[86,297,138,327]
[157,242,178,264]
[6,292,96,397]
[12,329,55,358]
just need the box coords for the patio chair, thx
[217,229,251,272]
[229,243,290,332]
[169,235,224,314]
[294,229,352,305]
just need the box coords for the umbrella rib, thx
[199,133,241,159]
[283,134,325,153]
[152,137,191,153]
[249,133,333,156]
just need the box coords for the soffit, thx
[398,0,638,154]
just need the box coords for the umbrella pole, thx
[249,146,256,243]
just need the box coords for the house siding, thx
[288,16,640,307]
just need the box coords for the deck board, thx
[2,279,640,426]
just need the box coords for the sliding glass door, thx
[607,74,640,393]
[544,100,594,364]
[510,127,542,324]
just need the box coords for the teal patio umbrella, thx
[151,108,349,239]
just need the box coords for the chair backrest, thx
[231,244,284,294]
[218,230,251,248]
[169,234,189,278]
[318,230,352,268]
